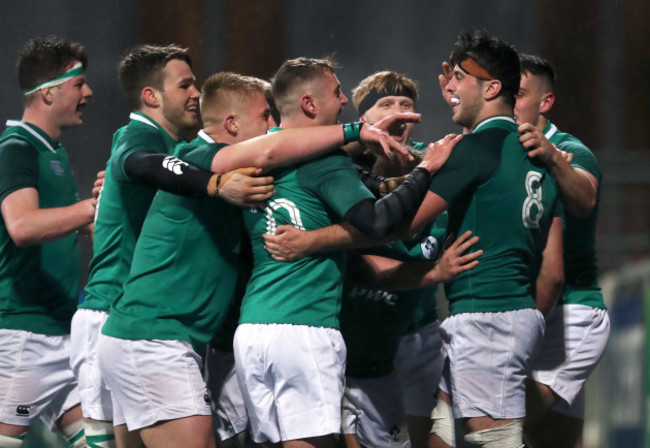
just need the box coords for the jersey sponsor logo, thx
[50,160,65,176]
[15,405,31,416]
[349,286,398,306]
[522,170,544,229]
[162,156,189,175]
[421,236,441,260]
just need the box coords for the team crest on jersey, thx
[15,405,31,416]
[421,236,440,260]
[50,160,65,176]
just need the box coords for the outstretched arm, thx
[519,123,597,218]
[210,114,421,174]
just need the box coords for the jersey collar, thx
[5,120,58,153]
[472,115,516,133]
[129,112,178,148]
[543,121,558,140]
[198,129,215,144]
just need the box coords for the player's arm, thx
[534,216,564,317]
[263,136,461,260]
[209,114,421,174]
[122,150,274,207]
[518,123,598,218]
[357,230,482,289]
[1,188,94,247]
[0,140,95,246]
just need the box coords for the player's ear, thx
[142,87,160,108]
[483,79,502,101]
[540,92,555,114]
[300,94,317,118]
[224,114,238,136]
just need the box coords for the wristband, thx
[216,173,223,194]
[343,122,364,144]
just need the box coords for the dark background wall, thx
[1,0,648,282]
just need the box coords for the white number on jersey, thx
[522,171,544,229]
[264,198,305,235]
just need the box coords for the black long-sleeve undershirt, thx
[123,151,213,198]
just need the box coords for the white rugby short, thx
[395,320,444,416]
[233,323,345,444]
[438,309,545,419]
[342,372,410,448]
[531,304,610,418]
[204,348,248,441]
[69,308,115,422]
[0,329,80,428]
[98,335,211,431]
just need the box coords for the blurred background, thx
[1,1,648,446]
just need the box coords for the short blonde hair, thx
[200,72,268,116]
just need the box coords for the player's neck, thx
[471,103,513,130]
[136,107,180,141]
[535,115,548,132]
[21,108,61,141]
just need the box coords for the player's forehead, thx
[162,59,195,84]
[371,95,414,105]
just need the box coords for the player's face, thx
[50,61,93,129]
[313,70,348,125]
[363,95,415,143]
[446,65,484,129]
[515,72,545,127]
[159,59,200,136]
[236,92,272,142]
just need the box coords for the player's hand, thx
[218,167,275,208]
[417,133,462,174]
[92,170,105,201]
[518,123,569,167]
[371,112,422,142]
[433,230,482,283]
[360,115,420,165]
[263,225,311,261]
[438,61,454,107]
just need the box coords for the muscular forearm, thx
[548,158,597,218]
[211,125,348,173]
[3,200,94,247]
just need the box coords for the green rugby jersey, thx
[82,113,178,312]
[0,121,81,335]
[102,135,243,350]
[343,217,446,378]
[430,116,560,315]
[544,121,605,309]
[240,129,376,328]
